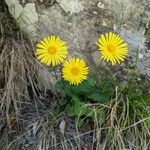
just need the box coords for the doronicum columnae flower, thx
[96,32,128,65]
[62,58,89,85]
[35,36,68,66]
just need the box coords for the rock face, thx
[5,0,38,39]
[5,0,150,88]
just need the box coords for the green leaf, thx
[65,97,93,117]
[56,80,75,97]
[87,93,108,103]
[56,78,109,104]
[59,97,68,106]
[56,78,96,97]
[87,77,96,86]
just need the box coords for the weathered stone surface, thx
[56,0,84,14]
[38,67,56,90]
[5,0,150,88]
[5,0,23,19]
[92,51,101,66]
[5,0,38,39]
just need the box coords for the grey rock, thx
[56,0,84,14]
[5,0,38,39]
[5,0,150,89]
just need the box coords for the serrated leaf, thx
[65,97,93,117]
[56,80,75,97]
[87,77,96,86]
[59,97,68,106]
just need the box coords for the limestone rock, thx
[5,0,38,39]
[21,3,38,38]
[56,0,84,14]
[5,0,23,19]
[5,0,150,89]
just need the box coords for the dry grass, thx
[0,1,40,148]
[34,94,150,150]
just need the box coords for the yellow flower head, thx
[35,36,68,66]
[62,58,89,85]
[96,32,128,65]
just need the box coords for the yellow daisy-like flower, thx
[62,58,89,85]
[35,36,68,66]
[96,32,128,65]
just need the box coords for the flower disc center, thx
[71,67,79,76]
[107,44,115,53]
[48,47,57,54]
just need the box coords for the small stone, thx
[113,24,117,31]
[93,11,98,15]
[98,2,104,9]
[139,53,143,59]
[68,22,72,26]
[24,142,29,147]
[102,21,108,27]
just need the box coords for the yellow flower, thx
[62,58,89,85]
[96,32,128,65]
[35,36,68,66]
